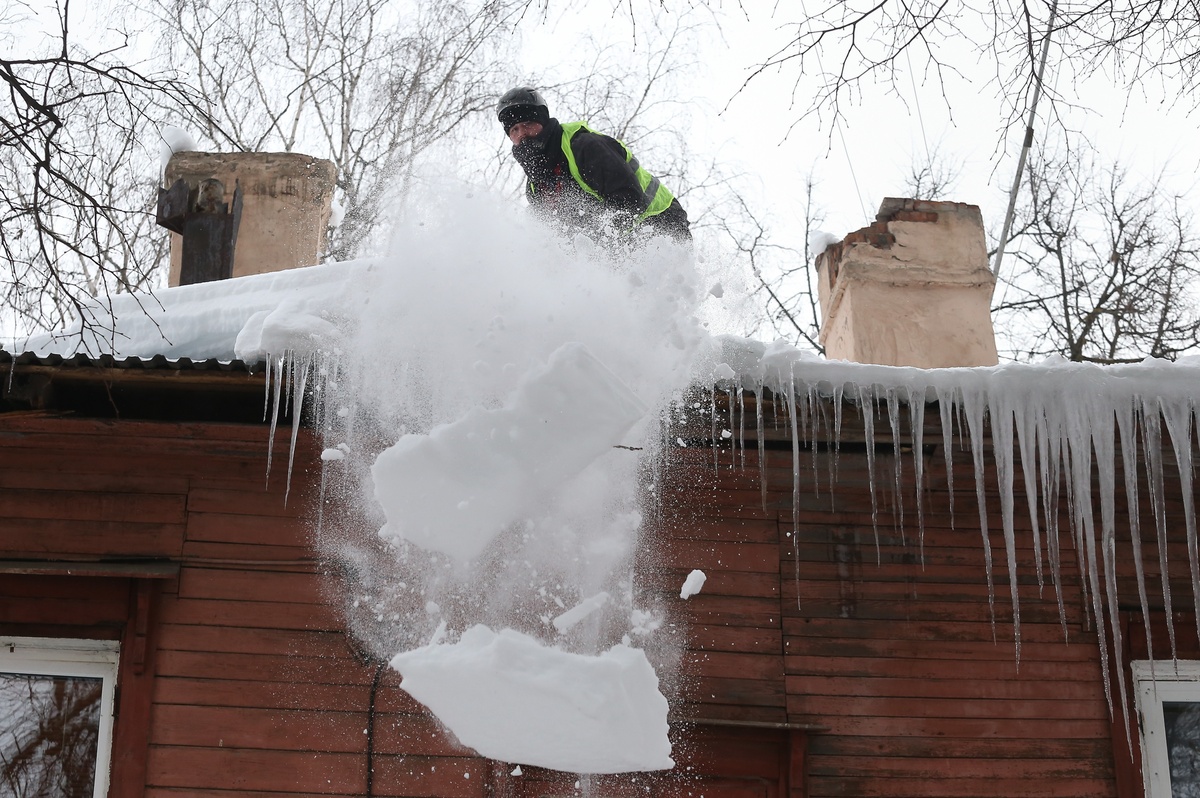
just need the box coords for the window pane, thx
[1164,701,1200,797]
[0,672,102,798]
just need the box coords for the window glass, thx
[0,638,118,798]
[0,672,103,797]
[1164,702,1200,797]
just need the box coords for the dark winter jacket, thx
[512,118,690,240]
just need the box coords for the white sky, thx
[515,1,1200,263]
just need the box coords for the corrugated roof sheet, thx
[0,350,262,373]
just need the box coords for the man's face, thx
[508,120,543,146]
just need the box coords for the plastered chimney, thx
[814,198,999,368]
[164,152,337,286]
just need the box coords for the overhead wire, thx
[905,46,933,171]
[795,0,869,221]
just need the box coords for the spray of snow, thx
[310,186,706,773]
[14,180,1200,772]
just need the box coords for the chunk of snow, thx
[159,124,198,177]
[808,229,840,256]
[372,343,646,562]
[708,283,724,298]
[552,591,610,633]
[234,298,341,361]
[680,570,707,599]
[329,194,346,229]
[320,448,346,461]
[511,766,522,776]
[390,625,672,773]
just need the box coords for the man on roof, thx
[497,87,690,243]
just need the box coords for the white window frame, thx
[1133,659,1200,798]
[0,636,120,798]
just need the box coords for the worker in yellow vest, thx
[497,87,690,242]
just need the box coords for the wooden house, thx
[1,196,1196,798]
[3,347,1196,798]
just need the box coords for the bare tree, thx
[704,0,1200,134]
[993,147,1200,362]
[719,170,824,351]
[158,0,529,259]
[1,1,204,340]
[902,142,963,200]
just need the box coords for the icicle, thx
[1161,395,1200,647]
[831,383,845,504]
[1037,391,1069,641]
[284,353,311,505]
[807,384,822,498]
[794,381,811,488]
[1142,397,1176,660]
[262,357,273,422]
[737,382,747,469]
[935,386,957,527]
[1013,401,1045,592]
[1060,402,1093,637]
[986,390,1021,664]
[265,354,286,486]
[814,392,833,507]
[756,383,768,512]
[885,387,905,540]
[906,387,927,564]
[960,386,996,639]
[856,383,881,562]
[1091,395,1130,729]
[1117,397,1154,670]
[1065,396,1111,716]
[786,366,803,610]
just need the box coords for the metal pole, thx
[992,0,1060,277]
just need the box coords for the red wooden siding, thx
[5,381,1196,798]
[646,392,1143,798]
[0,415,464,797]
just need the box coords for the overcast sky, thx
[515,1,1200,263]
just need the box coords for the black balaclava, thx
[512,117,561,185]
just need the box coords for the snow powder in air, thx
[309,186,705,773]
[17,178,1200,776]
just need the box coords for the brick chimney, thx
[162,152,338,287]
[814,198,999,368]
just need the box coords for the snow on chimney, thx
[162,152,337,287]
[814,198,999,368]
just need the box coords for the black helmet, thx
[497,86,550,133]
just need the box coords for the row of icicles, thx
[706,357,1198,733]
[262,348,1199,736]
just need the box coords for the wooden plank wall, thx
[649,393,1123,798]
[8,386,1190,798]
[0,415,481,798]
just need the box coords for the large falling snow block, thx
[391,625,673,773]
[372,342,646,562]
